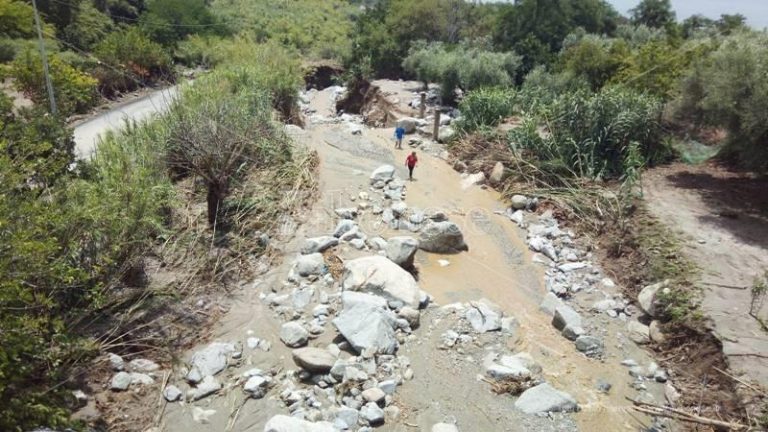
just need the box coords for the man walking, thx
[394,126,405,149]
[405,151,418,181]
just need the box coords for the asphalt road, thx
[73,86,179,159]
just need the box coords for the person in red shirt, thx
[405,151,418,181]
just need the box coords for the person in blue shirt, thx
[394,126,405,149]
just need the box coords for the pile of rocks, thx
[107,355,162,392]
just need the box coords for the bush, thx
[455,87,517,131]
[509,86,663,179]
[164,66,293,225]
[676,32,768,171]
[61,1,114,51]
[141,0,226,46]
[12,50,99,116]
[93,28,173,97]
[402,41,520,103]
[0,0,42,39]
[0,112,174,430]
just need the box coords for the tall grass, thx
[455,87,517,132]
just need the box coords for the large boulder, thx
[341,291,388,310]
[292,348,336,373]
[627,320,651,345]
[465,299,502,333]
[396,117,418,134]
[332,304,398,354]
[539,292,565,316]
[264,415,336,432]
[386,236,419,269]
[461,172,485,190]
[341,256,420,308]
[418,221,468,254]
[514,383,578,414]
[510,195,528,210]
[370,165,396,185]
[638,280,669,317]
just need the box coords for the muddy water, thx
[160,87,661,431]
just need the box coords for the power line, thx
[31,0,57,115]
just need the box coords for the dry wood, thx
[631,400,748,430]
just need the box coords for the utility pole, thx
[31,0,57,115]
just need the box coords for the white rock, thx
[638,280,669,317]
[509,210,525,225]
[243,375,271,398]
[264,414,336,432]
[333,304,398,354]
[333,219,357,238]
[627,320,651,344]
[110,372,132,391]
[189,375,221,401]
[386,236,419,268]
[188,342,236,379]
[129,372,154,386]
[341,291,388,310]
[490,162,505,184]
[280,322,309,348]
[108,353,125,371]
[465,299,502,333]
[361,387,385,403]
[360,402,385,425]
[552,305,582,331]
[510,195,528,210]
[514,383,578,414]
[432,423,459,432]
[292,348,336,373]
[335,407,359,429]
[302,236,338,254]
[418,221,468,253]
[370,165,396,185]
[294,253,327,277]
[341,256,421,308]
[539,292,564,316]
[461,172,485,189]
[163,385,183,402]
[128,358,160,372]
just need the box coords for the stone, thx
[649,320,666,343]
[191,407,217,423]
[397,306,420,329]
[509,210,524,226]
[596,379,612,394]
[552,305,582,331]
[396,117,418,133]
[504,352,542,374]
[539,292,565,316]
[367,237,388,251]
[302,236,338,254]
[341,256,421,308]
[490,162,505,184]
[335,208,358,219]
[333,220,357,238]
[370,165,396,185]
[627,320,651,344]
[295,253,327,277]
[110,372,132,391]
[243,375,271,398]
[437,126,455,143]
[292,348,336,373]
[378,379,397,395]
[335,407,359,429]
[341,291,388,310]
[333,304,398,354]
[360,402,385,425]
[528,236,557,261]
[163,385,183,402]
[510,195,528,210]
[461,172,485,189]
[350,238,366,250]
[128,358,160,373]
[575,336,604,358]
[562,325,585,341]
[465,299,502,333]
[391,202,408,217]
[487,361,530,381]
[129,373,154,386]
[108,353,125,371]
[280,322,309,348]
[312,304,330,317]
[514,383,578,414]
[592,299,618,313]
[386,236,419,269]
[558,262,588,272]
[432,424,459,432]
[637,280,669,318]
[264,415,336,432]
[187,342,236,379]
[418,221,468,253]
[361,387,386,404]
[189,375,221,401]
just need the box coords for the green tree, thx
[630,0,675,29]
[0,0,41,38]
[559,34,629,90]
[35,0,82,32]
[140,0,224,46]
[717,14,747,36]
[62,1,114,51]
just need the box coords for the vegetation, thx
[455,87,517,131]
